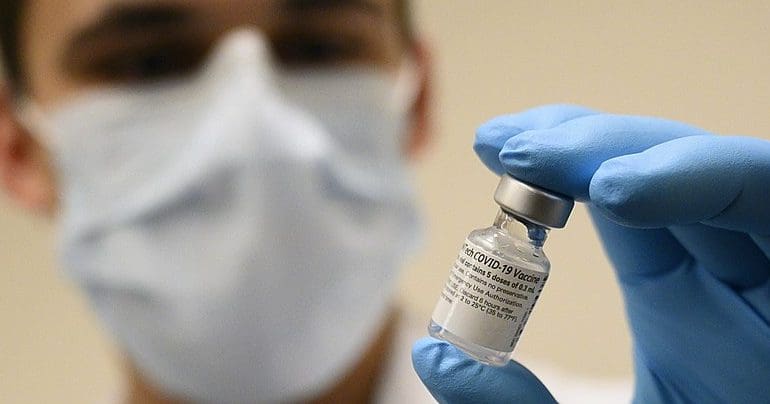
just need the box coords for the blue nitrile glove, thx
[413,104,770,403]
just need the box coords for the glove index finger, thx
[474,104,598,175]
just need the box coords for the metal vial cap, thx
[493,174,574,228]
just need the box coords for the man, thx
[0,0,434,402]
[7,2,770,404]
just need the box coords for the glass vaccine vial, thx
[429,174,574,366]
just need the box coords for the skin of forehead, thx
[21,0,401,106]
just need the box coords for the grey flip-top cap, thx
[493,174,574,228]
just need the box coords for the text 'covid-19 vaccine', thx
[429,174,574,366]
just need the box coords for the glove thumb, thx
[412,337,557,404]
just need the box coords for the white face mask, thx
[22,30,422,403]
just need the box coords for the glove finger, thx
[752,234,770,262]
[592,210,770,402]
[588,135,770,287]
[589,209,691,282]
[499,114,711,200]
[412,337,557,404]
[474,104,598,175]
[625,263,770,403]
[668,225,770,289]
[590,135,770,240]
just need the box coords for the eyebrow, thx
[69,3,195,50]
[281,0,384,15]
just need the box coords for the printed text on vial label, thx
[432,240,547,352]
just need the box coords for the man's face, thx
[22,0,407,106]
[2,0,428,212]
[2,3,428,401]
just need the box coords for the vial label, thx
[432,239,547,352]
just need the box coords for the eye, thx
[83,41,210,84]
[271,34,365,67]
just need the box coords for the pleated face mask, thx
[19,29,422,403]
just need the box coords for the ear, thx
[0,85,57,214]
[404,38,433,159]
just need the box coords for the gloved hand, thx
[413,104,770,403]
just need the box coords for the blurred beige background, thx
[3,1,770,402]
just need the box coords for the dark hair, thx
[0,0,25,93]
[0,0,415,95]
[396,0,415,47]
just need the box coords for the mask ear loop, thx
[390,56,421,112]
[11,97,66,215]
[388,56,423,155]
[13,98,57,148]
